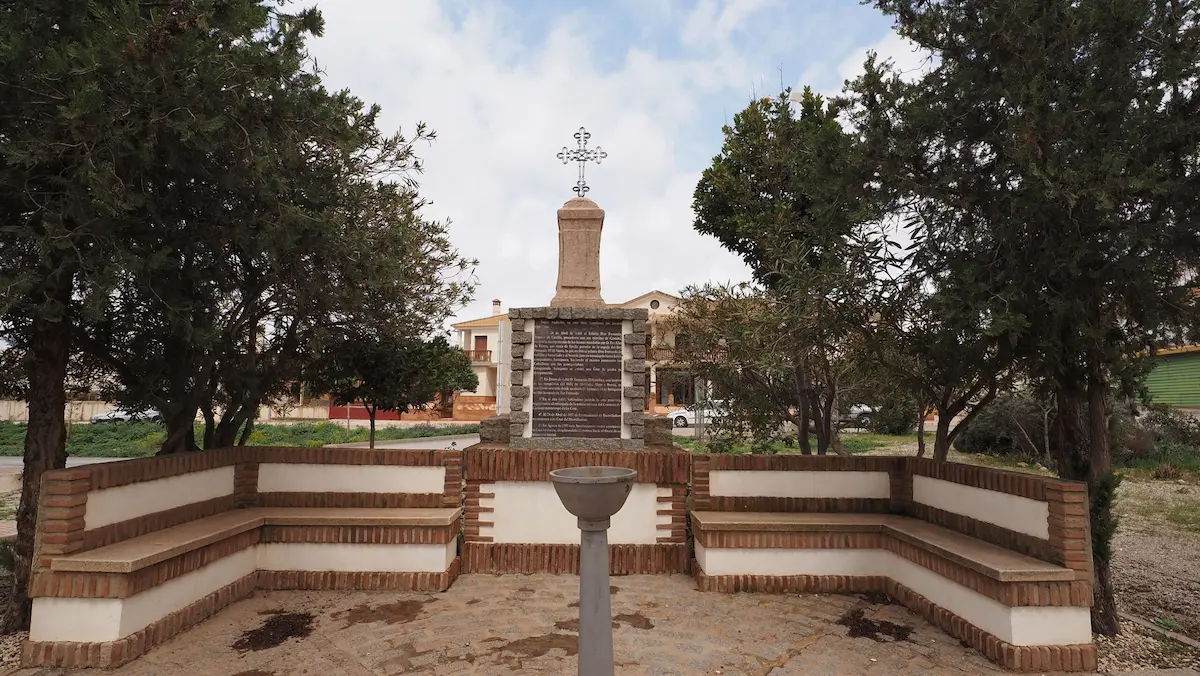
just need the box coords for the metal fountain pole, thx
[577,515,614,675]
[549,466,636,676]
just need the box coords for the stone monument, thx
[505,128,647,450]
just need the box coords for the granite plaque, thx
[532,320,623,437]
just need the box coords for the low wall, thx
[689,454,1095,672]
[460,446,689,573]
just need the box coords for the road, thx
[0,456,125,470]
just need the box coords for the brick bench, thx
[689,456,1097,672]
[25,447,462,669]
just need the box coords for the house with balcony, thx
[451,290,698,419]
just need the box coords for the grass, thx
[672,432,903,455]
[0,420,480,458]
[1131,496,1200,534]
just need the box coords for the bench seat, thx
[29,506,462,659]
[690,512,1073,583]
[690,510,1093,655]
[50,507,461,574]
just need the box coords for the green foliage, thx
[953,393,1050,458]
[1091,472,1123,563]
[867,395,919,436]
[1113,405,1200,470]
[0,541,12,574]
[306,333,477,446]
[684,87,886,456]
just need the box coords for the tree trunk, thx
[159,406,200,454]
[2,314,70,632]
[236,418,254,446]
[811,396,829,455]
[798,397,812,455]
[1087,372,1119,635]
[1053,377,1119,636]
[368,406,377,449]
[932,413,953,462]
[916,406,927,458]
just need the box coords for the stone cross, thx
[557,127,607,197]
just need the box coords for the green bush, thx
[1113,404,1200,470]
[867,400,918,436]
[953,393,1047,457]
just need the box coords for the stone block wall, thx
[507,306,649,450]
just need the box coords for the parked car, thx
[90,407,162,424]
[838,404,875,429]
[666,401,728,428]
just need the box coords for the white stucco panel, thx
[913,475,1050,539]
[708,470,891,499]
[257,542,455,573]
[480,481,661,544]
[256,463,445,494]
[694,547,1090,646]
[30,547,256,643]
[84,466,235,530]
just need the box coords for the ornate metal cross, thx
[557,127,607,197]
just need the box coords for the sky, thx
[305,0,930,327]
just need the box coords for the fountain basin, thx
[549,466,637,521]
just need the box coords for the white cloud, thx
[308,0,765,327]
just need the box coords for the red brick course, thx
[462,542,689,574]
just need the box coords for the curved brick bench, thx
[689,456,1097,673]
[25,447,462,669]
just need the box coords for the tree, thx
[847,0,1200,634]
[668,283,878,454]
[0,0,473,629]
[308,334,477,448]
[690,89,884,453]
[859,281,1013,460]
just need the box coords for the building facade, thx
[451,291,696,418]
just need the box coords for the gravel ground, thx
[1112,480,1200,641]
[1096,620,1200,673]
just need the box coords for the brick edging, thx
[691,564,1097,672]
[461,542,689,574]
[22,558,463,669]
[256,557,459,593]
[23,572,258,669]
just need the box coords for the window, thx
[650,299,660,310]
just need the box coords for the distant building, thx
[451,291,697,418]
[1144,345,1200,414]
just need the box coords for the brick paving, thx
[14,574,1093,675]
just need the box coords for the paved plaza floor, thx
[17,574,1093,675]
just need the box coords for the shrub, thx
[867,399,918,436]
[1113,405,1200,470]
[953,393,1047,457]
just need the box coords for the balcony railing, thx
[649,347,675,362]
[464,349,493,363]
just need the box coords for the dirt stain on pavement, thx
[232,612,314,652]
[859,591,894,606]
[333,598,435,627]
[838,607,914,643]
[492,633,578,658]
[613,612,654,630]
[554,612,654,632]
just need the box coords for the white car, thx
[667,401,727,428]
[90,408,162,424]
[838,404,875,428]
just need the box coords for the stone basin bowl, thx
[548,466,637,521]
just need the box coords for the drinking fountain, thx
[549,466,638,676]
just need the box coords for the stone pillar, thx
[551,197,605,308]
